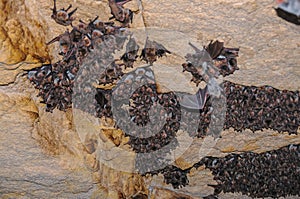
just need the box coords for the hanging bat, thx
[177,86,209,110]
[51,0,77,26]
[140,37,171,65]
[120,35,139,68]
[275,0,300,25]
[108,0,134,26]
[204,40,224,60]
[182,42,220,86]
[46,30,72,55]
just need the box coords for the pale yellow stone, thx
[0,68,20,85]
[175,157,194,170]
[85,153,100,172]
[90,185,109,199]
[150,187,194,199]
[242,141,260,151]
[220,145,236,153]
[1,0,300,198]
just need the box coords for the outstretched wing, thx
[275,0,300,25]
[179,86,209,110]
[204,40,224,59]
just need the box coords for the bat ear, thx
[68,7,77,17]
[91,16,99,24]
[129,11,134,22]
[46,36,61,45]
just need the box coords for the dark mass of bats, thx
[26,2,300,199]
[27,0,172,112]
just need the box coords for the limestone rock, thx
[140,0,300,90]
[149,187,195,199]
[0,0,51,85]
[0,79,99,198]
[0,0,300,198]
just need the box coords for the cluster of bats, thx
[48,0,171,68]
[40,0,241,113]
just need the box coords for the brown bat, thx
[182,42,221,86]
[177,86,209,110]
[88,16,115,33]
[204,40,239,76]
[120,35,139,68]
[140,37,171,65]
[76,17,99,35]
[204,40,224,60]
[46,30,72,55]
[51,0,77,26]
[108,0,133,26]
[98,61,124,85]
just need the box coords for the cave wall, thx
[0,0,299,198]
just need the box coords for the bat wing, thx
[115,0,132,6]
[95,88,111,107]
[127,37,139,52]
[188,42,202,54]
[204,40,224,59]
[179,86,209,110]
[275,0,300,25]
[153,41,171,54]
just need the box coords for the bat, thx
[204,40,224,60]
[140,37,171,65]
[108,0,133,26]
[120,35,139,68]
[178,86,209,110]
[275,0,300,25]
[51,0,77,26]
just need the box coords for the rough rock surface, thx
[0,0,299,198]
[0,78,100,198]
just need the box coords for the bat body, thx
[121,36,139,68]
[140,37,171,65]
[108,0,133,26]
[204,40,224,60]
[51,0,77,26]
[46,30,72,56]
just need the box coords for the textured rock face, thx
[0,0,300,198]
[0,78,98,198]
[0,0,49,64]
[0,0,50,85]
